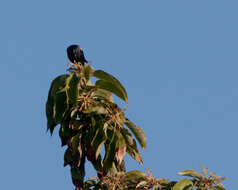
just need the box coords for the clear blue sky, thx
[0,0,237,189]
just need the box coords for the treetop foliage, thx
[46,49,226,190]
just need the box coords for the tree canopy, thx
[46,56,226,190]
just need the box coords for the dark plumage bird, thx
[67,45,88,65]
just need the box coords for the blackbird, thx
[67,45,88,65]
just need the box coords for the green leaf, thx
[93,70,128,103]
[121,128,134,146]
[46,74,69,134]
[215,185,226,190]
[115,130,126,164]
[84,65,93,81]
[178,169,203,179]
[46,86,55,131]
[64,148,73,167]
[46,98,56,135]
[65,73,79,105]
[71,134,82,155]
[172,179,193,190]
[48,74,69,97]
[103,130,117,173]
[59,120,71,137]
[59,119,71,146]
[91,117,96,127]
[71,166,85,181]
[124,120,146,150]
[91,125,107,159]
[121,128,143,164]
[93,70,126,94]
[125,170,147,182]
[95,80,127,103]
[128,139,143,164]
[53,91,68,124]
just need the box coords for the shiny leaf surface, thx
[124,120,146,150]
[172,179,193,190]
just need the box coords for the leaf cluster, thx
[46,64,146,189]
[83,168,226,190]
[46,63,226,190]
